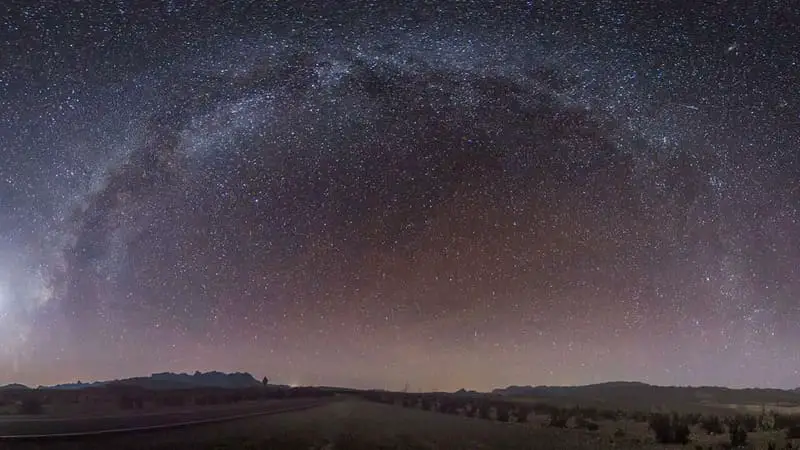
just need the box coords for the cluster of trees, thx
[648,409,800,448]
[363,390,800,449]
[648,413,692,444]
[360,391,609,431]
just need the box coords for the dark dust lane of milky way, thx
[0,1,798,390]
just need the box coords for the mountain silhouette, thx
[49,371,262,390]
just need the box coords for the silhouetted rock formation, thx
[49,371,262,390]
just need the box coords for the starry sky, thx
[0,0,798,391]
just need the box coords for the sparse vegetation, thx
[9,383,800,450]
[700,414,725,434]
[574,416,599,431]
[728,418,748,447]
[477,402,491,420]
[548,408,569,428]
[515,406,530,423]
[648,412,690,444]
[495,404,510,422]
[584,421,599,431]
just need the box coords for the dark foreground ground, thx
[1,398,791,450]
[0,398,325,437]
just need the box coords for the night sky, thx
[1,1,798,391]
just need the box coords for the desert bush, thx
[496,404,510,422]
[515,406,530,423]
[728,419,748,447]
[673,422,691,444]
[729,414,759,432]
[438,401,454,414]
[420,398,432,411]
[648,414,669,436]
[684,412,702,426]
[700,415,725,434]
[649,413,690,444]
[613,428,625,438]
[549,409,569,428]
[477,403,491,420]
[575,416,598,431]
[744,414,759,432]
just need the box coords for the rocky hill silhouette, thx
[492,381,800,412]
[49,371,262,390]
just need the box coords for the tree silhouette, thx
[729,419,748,447]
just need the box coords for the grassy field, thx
[6,397,797,450]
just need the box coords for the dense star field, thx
[0,1,798,390]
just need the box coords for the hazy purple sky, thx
[1,1,798,391]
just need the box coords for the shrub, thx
[728,414,759,432]
[674,422,691,444]
[575,416,598,431]
[515,406,530,423]
[682,412,701,426]
[496,404,510,422]
[649,413,690,444]
[420,398,432,411]
[728,419,748,447]
[478,404,491,420]
[613,428,625,438]
[700,415,725,435]
[743,414,759,432]
[648,414,671,442]
[549,417,568,428]
[548,409,569,428]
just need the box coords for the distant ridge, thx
[493,381,652,396]
[453,388,480,396]
[48,371,262,390]
[491,381,800,410]
[0,383,30,390]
